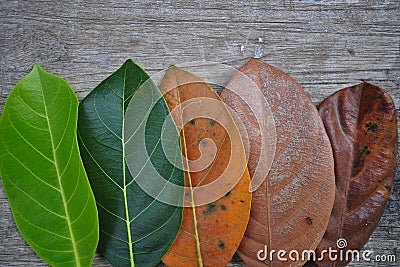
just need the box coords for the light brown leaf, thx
[221,58,335,267]
[160,66,252,267]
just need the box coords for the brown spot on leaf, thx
[218,240,225,249]
[364,122,379,133]
[360,146,371,156]
[200,139,208,147]
[203,203,217,215]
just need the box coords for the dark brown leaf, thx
[316,82,398,266]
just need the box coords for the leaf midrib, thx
[37,69,81,266]
[337,87,361,242]
[253,60,272,253]
[122,65,135,267]
[172,70,203,267]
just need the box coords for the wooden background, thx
[0,1,399,266]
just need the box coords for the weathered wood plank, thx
[0,1,399,266]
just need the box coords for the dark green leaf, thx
[77,59,184,267]
[0,65,99,267]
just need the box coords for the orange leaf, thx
[221,59,335,267]
[160,66,252,267]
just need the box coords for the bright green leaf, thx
[77,59,184,267]
[0,65,99,267]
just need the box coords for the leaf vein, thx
[55,90,73,151]
[132,205,180,244]
[100,229,129,245]
[66,164,81,204]
[8,178,66,219]
[94,90,122,141]
[3,145,60,192]
[71,189,90,225]
[6,112,54,164]
[16,90,47,118]
[15,209,71,240]
[77,131,123,191]
[96,201,126,222]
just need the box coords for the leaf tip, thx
[123,58,135,65]
[164,65,181,79]
[166,65,179,74]
[32,63,41,69]
[30,64,51,78]
[32,63,44,73]
[244,57,263,71]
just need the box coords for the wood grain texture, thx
[0,1,399,266]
